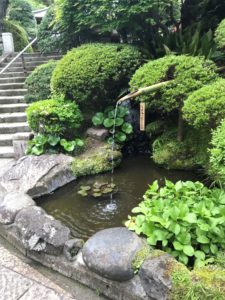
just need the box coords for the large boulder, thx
[0,192,35,224]
[0,154,75,198]
[82,227,146,281]
[13,206,70,255]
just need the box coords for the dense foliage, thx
[92,106,133,144]
[8,0,36,37]
[215,19,225,50]
[130,55,217,113]
[126,180,225,267]
[208,119,225,187]
[26,133,84,155]
[26,98,83,136]
[183,79,225,129]
[51,43,143,111]
[152,126,210,170]
[25,60,57,103]
[3,19,32,52]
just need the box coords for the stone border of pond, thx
[0,133,222,300]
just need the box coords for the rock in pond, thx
[86,128,108,141]
[82,227,146,281]
[139,254,173,300]
[13,206,70,255]
[0,154,75,198]
[0,192,35,224]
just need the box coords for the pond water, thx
[39,155,199,240]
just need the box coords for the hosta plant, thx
[26,133,84,155]
[92,106,133,144]
[125,180,225,267]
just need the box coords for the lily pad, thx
[78,190,88,197]
[93,192,102,198]
[93,188,101,193]
[102,187,113,194]
[80,185,91,191]
[107,183,116,189]
[93,182,108,189]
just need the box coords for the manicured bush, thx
[126,180,225,267]
[8,0,37,37]
[25,60,57,103]
[215,19,225,49]
[152,126,210,170]
[183,79,225,129]
[129,55,217,113]
[26,98,83,136]
[51,43,143,111]
[3,20,32,52]
[208,119,225,186]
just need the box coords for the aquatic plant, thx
[77,182,116,198]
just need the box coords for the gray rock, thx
[139,254,173,300]
[14,206,70,255]
[0,154,76,198]
[86,128,108,141]
[63,238,84,261]
[0,192,35,224]
[0,184,7,201]
[82,227,145,281]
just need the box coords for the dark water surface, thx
[39,155,199,240]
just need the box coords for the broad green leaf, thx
[92,112,104,126]
[197,235,210,244]
[183,245,195,257]
[194,251,205,260]
[122,123,133,134]
[173,241,183,251]
[147,235,157,246]
[103,118,114,128]
[115,117,124,127]
[184,213,197,223]
[115,132,127,143]
[48,135,60,146]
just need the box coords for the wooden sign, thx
[140,102,145,131]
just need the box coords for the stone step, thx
[0,77,26,84]
[1,60,52,68]
[14,55,61,63]
[0,66,36,73]
[0,83,24,90]
[0,72,31,78]
[0,112,26,123]
[0,146,14,158]
[0,122,30,134]
[0,132,30,146]
[0,103,28,113]
[0,96,25,104]
[0,89,27,96]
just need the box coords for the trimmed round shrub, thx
[8,0,37,37]
[26,98,83,136]
[129,55,217,113]
[208,119,225,186]
[3,20,32,52]
[25,60,57,103]
[215,19,225,49]
[51,43,143,111]
[183,79,225,129]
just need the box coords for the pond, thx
[39,155,200,240]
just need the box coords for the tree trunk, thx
[0,0,9,33]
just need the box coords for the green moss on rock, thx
[152,126,210,170]
[71,142,122,177]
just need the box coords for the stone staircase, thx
[0,52,61,158]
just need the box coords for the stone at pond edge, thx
[86,128,108,141]
[0,192,35,224]
[82,227,146,281]
[0,154,75,198]
[139,254,174,300]
[63,238,84,261]
[13,206,70,255]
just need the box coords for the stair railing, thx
[0,37,37,75]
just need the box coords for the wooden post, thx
[140,102,145,131]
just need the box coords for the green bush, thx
[3,20,32,52]
[26,98,83,136]
[126,180,225,267]
[129,55,217,113]
[183,79,225,129]
[208,119,225,186]
[152,126,210,170]
[215,19,225,50]
[25,61,57,103]
[8,0,37,37]
[51,43,143,111]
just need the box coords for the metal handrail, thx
[0,37,37,75]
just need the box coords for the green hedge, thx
[130,55,217,113]
[215,19,225,49]
[25,60,57,103]
[183,79,225,129]
[26,98,83,137]
[51,43,143,111]
[3,20,32,52]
